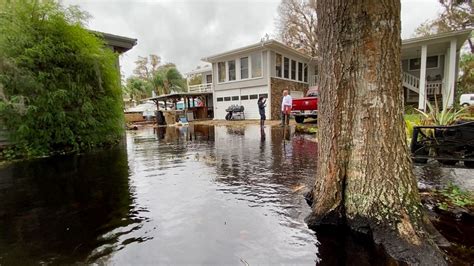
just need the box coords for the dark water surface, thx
[0,125,321,264]
[1,125,472,265]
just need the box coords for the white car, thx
[460,94,474,107]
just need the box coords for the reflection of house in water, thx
[212,126,317,220]
[155,125,215,142]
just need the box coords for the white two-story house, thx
[202,39,317,120]
[187,29,471,120]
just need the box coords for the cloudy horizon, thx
[62,0,443,80]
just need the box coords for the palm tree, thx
[152,64,187,95]
[124,77,152,101]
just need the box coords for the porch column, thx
[418,45,428,110]
[447,38,457,107]
[443,47,450,107]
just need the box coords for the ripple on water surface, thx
[0,125,319,264]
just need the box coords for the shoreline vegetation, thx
[0,1,124,160]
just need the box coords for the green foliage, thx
[457,52,474,98]
[438,183,474,210]
[129,56,186,96]
[188,74,202,86]
[0,0,124,158]
[404,114,422,144]
[152,63,187,95]
[123,76,152,101]
[415,99,467,126]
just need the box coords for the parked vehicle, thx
[460,93,474,107]
[410,120,474,167]
[291,88,319,124]
[225,105,245,120]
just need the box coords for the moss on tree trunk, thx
[306,0,447,264]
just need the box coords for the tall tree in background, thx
[133,54,161,81]
[123,77,152,101]
[130,55,186,96]
[415,0,473,52]
[307,0,446,264]
[276,0,318,57]
[152,63,187,95]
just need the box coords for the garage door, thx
[215,87,269,120]
[215,89,240,119]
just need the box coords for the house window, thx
[231,96,239,101]
[206,74,212,83]
[218,62,225,82]
[251,52,262,78]
[283,57,289,79]
[259,93,268,98]
[240,57,249,79]
[224,96,231,101]
[228,60,236,81]
[275,53,282,77]
[291,60,296,80]
[217,97,223,102]
[298,62,303,81]
[241,95,249,100]
[249,94,258,100]
[303,63,308,82]
[409,55,439,71]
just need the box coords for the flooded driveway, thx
[0,125,320,264]
[0,124,472,265]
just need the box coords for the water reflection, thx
[0,143,143,264]
[0,125,322,265]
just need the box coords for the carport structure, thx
[148,91,214,121]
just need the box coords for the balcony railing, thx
[188,83,213,93]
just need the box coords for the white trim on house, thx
[202,39,312,63]
[402,29,472,47]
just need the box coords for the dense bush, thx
[0,1,124,157]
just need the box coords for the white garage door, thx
[215,89,240,119]
[215,87,269,120]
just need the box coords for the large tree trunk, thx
[306,0,446,264]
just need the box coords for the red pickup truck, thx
[291,88,319,123]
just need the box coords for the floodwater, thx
[0,125,471,265]
[0,125,321,264]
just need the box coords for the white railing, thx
[426,82,442,95]
[402,72,420,92]
[403,72,442,96]
[188,83,213,93]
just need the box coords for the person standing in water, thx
[257,96,266,127]
[280,89,292,127]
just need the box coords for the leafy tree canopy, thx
[0,0,124,157]
[125,55,187,97]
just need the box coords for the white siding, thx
[214,86,270,120]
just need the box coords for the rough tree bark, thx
[306,0,447,264]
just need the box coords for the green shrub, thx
[0,1,124,158]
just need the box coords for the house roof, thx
[147,91,213,102]
[202,39,313,62]
[93,31,138,54]
[402,29,472,49]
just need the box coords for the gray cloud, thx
[62,0,440,80]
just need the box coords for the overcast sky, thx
[61,0,443,80]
